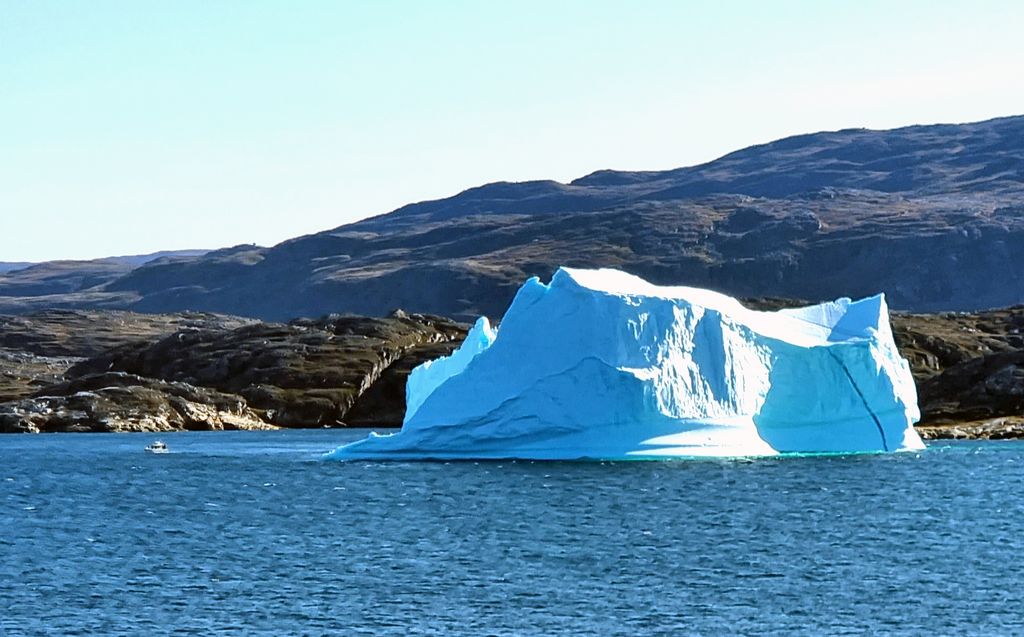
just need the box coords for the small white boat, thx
[145,440,168,454]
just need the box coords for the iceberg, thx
[328,268,924,460]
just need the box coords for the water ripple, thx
[1,430,1023,635]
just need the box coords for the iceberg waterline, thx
[328,268,924,460]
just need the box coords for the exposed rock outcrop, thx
[0,348,70,403]
[0,310,467,433]
[915,351,1024,425]
[68,313,466,427]
[917,418,1024,440]
[0,309,254,358]
[0,373,270,433]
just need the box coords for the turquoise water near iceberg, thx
[2,430,1023,635]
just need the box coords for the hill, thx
[1,116,1023,321]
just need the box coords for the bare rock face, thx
[0,309,254,359]
[0,349,71,403]
[0,310,275,433]
[891,307,1024,379]
[915,351,1024,425]
[916,419,1024,441]
[67,313,466,428]
[343,341,461,427]
[0,372,271,433]
[888,308,1024,439]
[0,309,467,433]
[0,311,259,410]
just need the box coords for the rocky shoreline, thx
[0,309,466,434]
[2,306,1024,439]
[916,418,1024,441]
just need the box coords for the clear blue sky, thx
[2,0,1022,262]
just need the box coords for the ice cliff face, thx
[328,268,924,460]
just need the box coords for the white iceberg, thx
[328,268,924,460]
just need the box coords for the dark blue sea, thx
[2,430,1023,636]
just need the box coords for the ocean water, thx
[2,430,1023,636]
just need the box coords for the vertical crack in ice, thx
[825,349,889,452]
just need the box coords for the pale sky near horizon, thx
[2,0,1023,262]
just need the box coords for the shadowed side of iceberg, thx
[754,292,922,453]
[327,357,778,460]
[753,340,921,453]
[404,317,497,421]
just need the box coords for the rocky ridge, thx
[0,310,467,433]
[2,116,1023,321]
[3,305,1024,437]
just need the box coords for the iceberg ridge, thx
[328,268,923,460]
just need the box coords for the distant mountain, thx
[2,116,1023,320]
[100,249,212,267]
[0,250,210,313]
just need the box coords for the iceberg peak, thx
[403,316,497,421]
